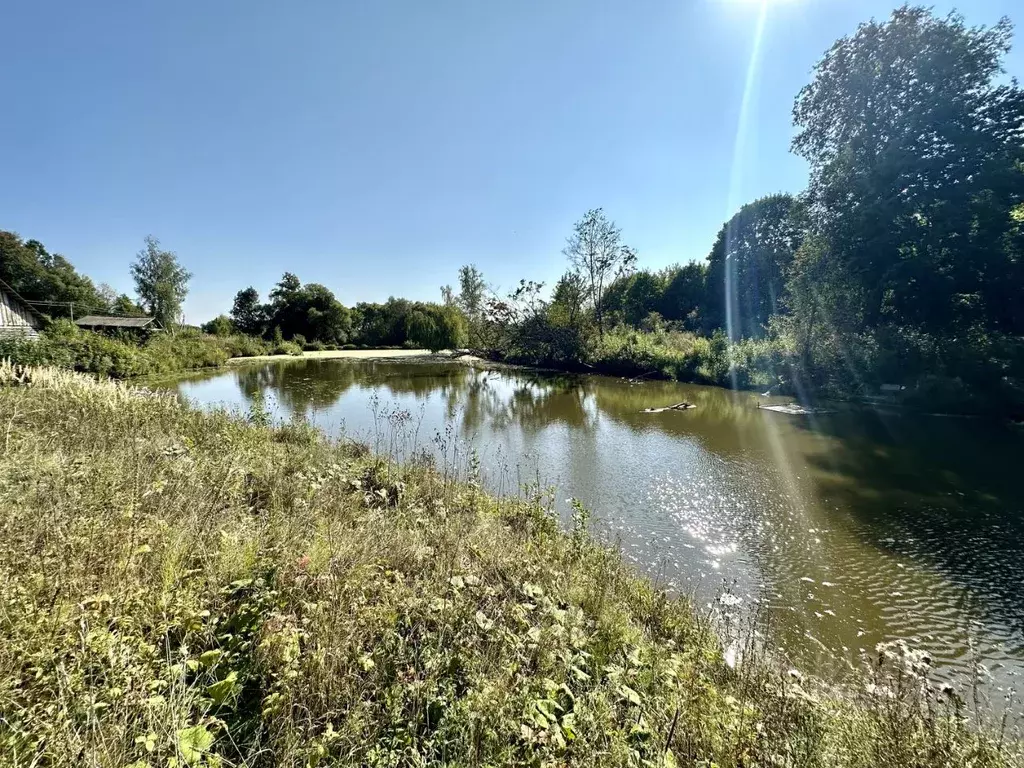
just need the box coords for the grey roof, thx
[75,315,155,328]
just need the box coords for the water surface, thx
[167,358,1024,700]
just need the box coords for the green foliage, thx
[602,270,668,327]
[472,7,1024,415]
[405,303,467,351]
[454,264,488,346]
[602,263,708,333]
[0,365,1018,767]
[792,7,1023,336]
[230,287,268,337]
[563,208,637,336]
[201,314,236,336]
[266,274,353,345]
[0,326,152,377]
[0,326,281,378]
[352,297,468,350]
[271,340,304,356]
[144,330,230,373]
[0,231,111,317]
[220,334,272,359]
[130,235,192,328]
[704,194,804,340]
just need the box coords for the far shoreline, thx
[224,348,439,364]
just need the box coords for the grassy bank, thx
[0,322,304,378]
[494,326,789,393]
[493,324,1024,417]
[0,364,1019,767]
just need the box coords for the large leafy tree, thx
[659,263,707,329]
[0,231,109,317]
[704,194,804,340]
[602,270,667,328]
[265,273,353,344]
[405,304,466,351]
[792,6,1024,334]
[130,236,192,327]
[230,287,268,336]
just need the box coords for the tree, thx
[202,315,236,336]
[547,271,592,361]
[456,265,488,346]
[97,283,119,312]
[231,287,268,336]
[440,285,455,306]
[563,209,637,337]
[111,294,147,317]
[130,235,192,327]
[0,231,109,317]
[602,270,667,328]
[456,265,486,317]
[404,304,467,352]
[263,274,353,344]
[268,272,301,308]
[659,263,707,329]
[704,195,804,340]
[792,6,1024,334]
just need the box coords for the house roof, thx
[0,279,47,323]
[75,315,156,329]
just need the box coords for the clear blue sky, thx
[2,0,1021,322]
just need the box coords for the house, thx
[0,280,44,339]
[75,315,158,334]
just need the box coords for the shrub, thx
[0,331,152,377]
[144,332,230,373]
[220,334,272,359]
[0,329,277,378]
[271,341,303,356]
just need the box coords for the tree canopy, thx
[130,236,192,328]
[0,231,110,318]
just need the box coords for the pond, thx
[166,357,1024,699]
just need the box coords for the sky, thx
[2,0,1022,322]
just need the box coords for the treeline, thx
[0,231,146,318]
[0,232,194,326]
[442,7,1024,415]
[208,273,466,352]
[4,7,1022,414]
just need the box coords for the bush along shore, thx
[0,321,309,378]
[0,363,1020,767]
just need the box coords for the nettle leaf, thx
[199,650,223,668]
[561,712,578,740]
[207,671,240,706]
[177,724,214,765]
